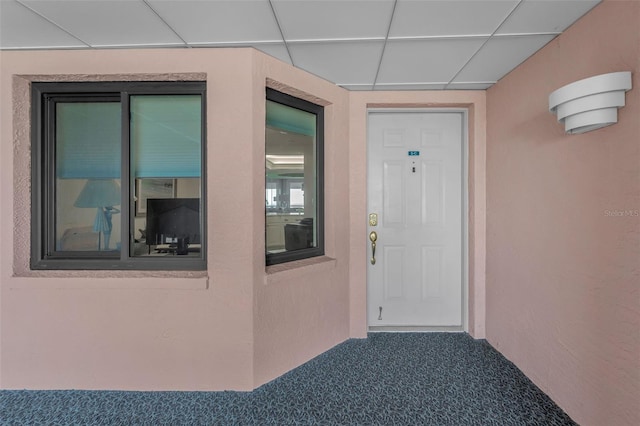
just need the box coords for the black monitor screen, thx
[146,198,200,245]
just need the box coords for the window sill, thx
[265,255,336,285]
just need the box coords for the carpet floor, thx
[0,333,576,425]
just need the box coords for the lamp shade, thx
[549,71,632,134]
[74,179,121,208]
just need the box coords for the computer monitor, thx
[146,198,200,252]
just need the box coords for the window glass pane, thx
[289,182,304,208]
[265,182,279,208]
[55,102,121,252]
[266,100,317,255]
[33,82,206,270]
[130,95,202,258]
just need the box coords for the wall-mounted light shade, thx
[549,71,632,134]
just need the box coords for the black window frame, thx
[265,88,325,266]
[31,81,207,271]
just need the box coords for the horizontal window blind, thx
[266,100,316,137]
[131,95,202,178]
[56,102,121,179]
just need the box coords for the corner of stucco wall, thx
[250,50,352,388]
[468,95,487,340]
[347,91,369,339]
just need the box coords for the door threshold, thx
[369,325,464,333]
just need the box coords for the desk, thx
[154,244,201,254]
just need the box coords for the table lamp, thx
[74,179,121,250]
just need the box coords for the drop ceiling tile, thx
[147,0,282,44]
[497,0,601,34]
[272,0,394,40]
[377,39,486,85]
[289,40,384,85]
[0,0,86,48]
[21,0,184,47]
[453,34,556,83]
[390,0,518,38]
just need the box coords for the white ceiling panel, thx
[389,0,519,38]
[289,40,384,85]
[21,0,184,47]
[377,38,486,84]
[0,0,86,48]
[273,0,394,40]
[497,0,601,34]
[452,34,556,83]
[147,0,282,44]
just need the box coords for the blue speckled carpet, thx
[0,333,576,425]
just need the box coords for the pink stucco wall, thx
[485,1,640,425]
[0,48,351,390]
[0,44,488,390]
[253,54,352,387]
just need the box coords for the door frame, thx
[366,108,469,332]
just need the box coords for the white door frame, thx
[366,108,469,332]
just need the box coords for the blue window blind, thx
[131,95,202,178]
[56,102,121,179]
[266,100,316,136]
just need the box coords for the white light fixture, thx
[266,155,304,165]
[549,71,632,134]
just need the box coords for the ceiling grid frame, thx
[142,0,189,48]
[444,0,525,90]
[372,0,398,91]
[268,0,294,66]
[13,0,91,48]
[0,0,603,91]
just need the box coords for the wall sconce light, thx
[549,71,632,134]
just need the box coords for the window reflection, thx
[265,102,317,255]
[129,94,203,258]
[132,178,201,257]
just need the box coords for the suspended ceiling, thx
[0,0,601,90]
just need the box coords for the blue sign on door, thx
[408,151,420,156]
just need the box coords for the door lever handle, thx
[369,231,377,265]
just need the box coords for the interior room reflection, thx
[58,178,123,252]
[57,177,202,257]
[133,178,201,257]
[71,179,121,251]
[129,94,202,257]
[54,94,203,258]
[265,120,317,254]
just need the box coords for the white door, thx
[367,111,463,327]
